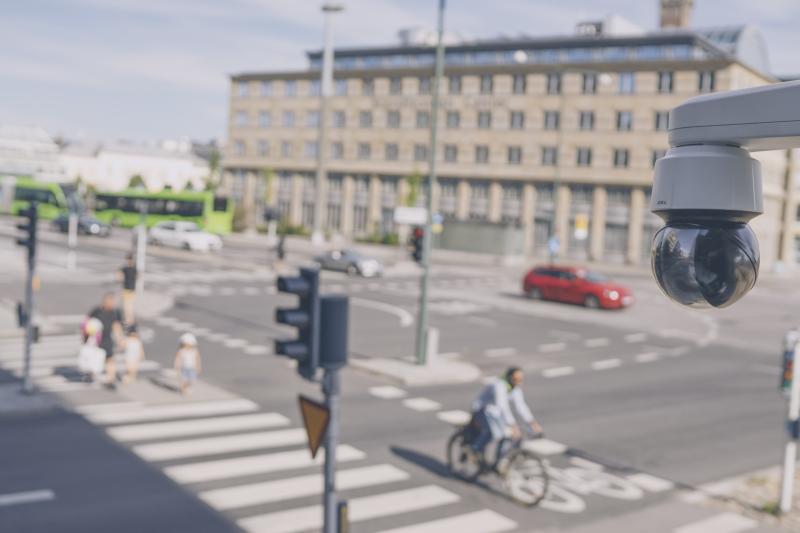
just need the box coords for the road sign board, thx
[574,214,589,240]
[393,206,428,225]
[298,394,330,458]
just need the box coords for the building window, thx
[333,110,346,128]
[542,146,558,166]
[619,72,635,94]
[285,80,297,96]
[576,147,592,167]
[507,146,522,165]
[448,76,462,95]
[439,180,457,217]
[652,149,666,167]
[698,71,716,93]
[657,71,674,94]
[446,111,460,129]
[469,182,489,220]
[335,79,348,96]
[414,144,428,161]
[419,77,431,95]
[510,111,525,130]
[304,141,319,158]
[444,144,458,162]
[616,111,633,131]
[613,148,630,168]
[385,143,399,161]
[544,110,560,130]
[281,141,292,158]
[233,139,246,156]
[282,110,295,127]
[237,81,249,98]
[475,145,489,164]
[655,111,669,131]
[258,111,271,128]
[582,73,597,94]
[362,78,374,96]
[547,72,561,94]
[359,111,373,128]
[331,142,344,160]
[579,111,594,130]
[257,140,269,156]
[260,81,271,97]
[389,77,402,95]
[387,110,401,128]
[306,111,320,127]
[309,79,321,96]
[501,184,522,223]
[357,143,371,160]
[512,74,527,94]
[235,111,248,127]
[478,111,492,129]
[480,74,493,95]
[416,110,430,128]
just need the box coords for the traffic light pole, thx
[21,245,35,394]
[780,341,800,513]
[322,367,340,533]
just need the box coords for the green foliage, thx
[127,174,146,189]
[277,221,310,236]
[232,204,248,232]
[404,171,422,207]
[185,181,195,191]
[357,232,399,245]
[261,168,275,204]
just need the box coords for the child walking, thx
[174,333,201,395]
[123,324,145,384]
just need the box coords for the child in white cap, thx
[174,332,201,395]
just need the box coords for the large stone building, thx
[223,0,795,267]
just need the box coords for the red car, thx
[522,266,633,309]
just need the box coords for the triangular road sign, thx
[298,394,330,459]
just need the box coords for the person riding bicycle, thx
[471,367,542,456]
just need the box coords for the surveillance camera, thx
[650,80,800,308]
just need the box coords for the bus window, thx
[14,187,57,205]
[213,196,229,212]
[95,194,117,210]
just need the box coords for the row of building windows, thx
[234,108,671,132]
[236,70,715,98]
[232,139,666,168]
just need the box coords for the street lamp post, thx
[311,3,344,246]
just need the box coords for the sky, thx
[2,0,798,143]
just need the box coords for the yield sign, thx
[298,395,330,459]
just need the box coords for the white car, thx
[148,221,223,252]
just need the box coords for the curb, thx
[349,356,481,386]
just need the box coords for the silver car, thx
[314,249,383,277]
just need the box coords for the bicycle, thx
[446,415,550,506]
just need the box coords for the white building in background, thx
[60,140,210,192]
[0,124,65,182]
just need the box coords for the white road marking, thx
[223,338,248,348]
[485,347,517,358]
[550,329,582,341]
[133,428,307,461]
[437,410,471,425]
[86,398,259,425]
[625,333,648,343]
[669,346,691,356]
[569,457,604,471]
[237,485,460,533]
[242,287,260,296]
[191,327,211,336]
[592,358,621,370]
[74,401,143,414]
[369,385,407,399]
[635,352,660,363]
[523,439,567,456]
[165,445,365,484]
[200,464,409,511]
[0,489,55,507]
[403,398,442,412]
[542,366,575,378]
[467,316,497,327]
[673,512,757,533]
[539,342,566,353]
[585,337,610,348]
[437,352,461,360]
[375,510,517,533]
[351,297,414,327]
[243,345,269,355]
[207,333,229,342]
[107,413,290,442]
[627,473,675,492]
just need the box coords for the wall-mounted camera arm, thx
[669,80,800,151]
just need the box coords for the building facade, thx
[223,10,793,267]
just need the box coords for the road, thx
[0,224,795,532]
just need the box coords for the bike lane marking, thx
[369,385,407,399]
[403,398,442,412]
[0,489,55,507]
[592,358,622,370]
[627,473,675,493]
[437,410,471,425]
[542,366,575,378]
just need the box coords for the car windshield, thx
[180,224,200,232]
[583,272,608,283]
[342,250,363,259]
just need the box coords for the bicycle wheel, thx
[446,429,483,481]
[503,449,549,506]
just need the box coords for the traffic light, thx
[275,267,320,380]
[783,348,795,393]
[411,227,424,263]
[16,203,38,261]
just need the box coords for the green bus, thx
[1,177,76,220]
[93,189,234,234]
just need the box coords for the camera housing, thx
[650,145,762,308]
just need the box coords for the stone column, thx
[627,187,646,264]
[590,186,607,261]
[488,182,503,223]
[555,183,571,259]
[456,179,470,220]
[267,171,279,208]
[368,174,382,234]
[522,183,536,256]
[341,174,355,238]
[220,169,235,196]
[397,177,410,208]
[290,173,303,227]
[243,170,258,233]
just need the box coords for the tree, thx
[204,146,221,191]
[404,170,422,207]
[128,174,146,189]
[185,180,195,191]
[261,168,275,205]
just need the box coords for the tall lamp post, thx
[414,0,446,365]
[311,3,344,246]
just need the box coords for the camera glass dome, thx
[651,221,759,308]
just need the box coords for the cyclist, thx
[471,366,542,456]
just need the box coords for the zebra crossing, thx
[78,396,521,533]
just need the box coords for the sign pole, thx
[136,203,147,294]
[67,211,78,271]
[21,203,38,394]
[780,341,800,513]
[322,368,340,533]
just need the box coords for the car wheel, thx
[527,287,543,300]
[347,264,359,277]
[182,242,192,251]
[584,295,600,309]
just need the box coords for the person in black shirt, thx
[118,253,137,324]
[89,292,123,386]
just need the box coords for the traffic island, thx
[349,355,481,386]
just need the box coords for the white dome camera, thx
[651,81,800,308]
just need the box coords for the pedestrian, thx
[174,333,201,395]
[78,317,106,384]
[276,233,286,262]
[122,324,145,384]
[88,292,124,387]
[118,253,137,325]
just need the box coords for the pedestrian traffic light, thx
[275,267,320,380]
[411,227,424,263]
[16,203,38,261]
